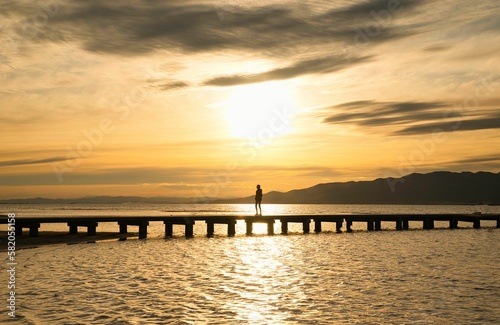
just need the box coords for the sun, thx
[224,82,296,139]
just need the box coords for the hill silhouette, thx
[213,171,500,204]
[1,171,498,205]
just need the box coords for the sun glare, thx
[224,82,296,139]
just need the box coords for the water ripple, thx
[3,227,499,324]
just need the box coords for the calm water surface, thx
[1,204,499,324]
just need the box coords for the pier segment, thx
[163,218,195,238]
[68,221,98,236]
[118,220,149,239]
[244,216,275,236]
[1,214,499,240]
[205,217,237,237]
[277,216,312,235]
[14,222,40,237]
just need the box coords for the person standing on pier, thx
[255,184,263,216]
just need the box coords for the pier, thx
[1,214,499,240]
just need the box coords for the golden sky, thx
[0,0,499,199]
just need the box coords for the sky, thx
[0,0,499,200]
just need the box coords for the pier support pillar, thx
[314,220,322,233]
[497,219,500,228]
[88,224,97,236]
[423,217,434,230]
[118,221,146,238]
[367,220,374,231]
[395,218,403,231]
[336,220,343,232]
[138,222,148,239]
[374,220,381,231]
[303,220,310,234]
[69,224,78,234]
[473,219,480,229]
[246,221,253,235]
[450,218,458,229]
[281,221,288,235]
[402,219,409,230]
[346,220,352,232]
[29,224,40,237]
[164,222,173,237]
[206,222,214,238]
[267,221,274,235]
[15,226,23,237]
[228,221,236,237]
[185,221,194,238]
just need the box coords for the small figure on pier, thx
[255,184,263,216]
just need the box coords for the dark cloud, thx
[156,81,189,91]
[322,100,450,125]
[320,0,425,22]
[422,44,451,52]
[453,155,500,164]
[0,157,69,167]
[322,100,500,135]
[5,0,428,57]
[204,55,372,86]
[394,116,500,135]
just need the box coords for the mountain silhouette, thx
[2,171,498,205]
[214,171,500,204]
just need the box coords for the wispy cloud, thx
[0,157,69,167]
[394,116,500,135]
[204,55,372,86]
[0,167,205,186]
[318,0,426,28]
[0,164,338,186]
[321,100,500,135]
[439,155,500,172]
[453,155,500,164]
[156,81,189,91]
[322,100,450,126]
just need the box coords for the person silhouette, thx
[255,184,263,216]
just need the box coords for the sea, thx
[1,204,499,324]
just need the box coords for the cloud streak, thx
[156,81,189,91]
[0,164,338,186]
[394,116,500,135]
[322,100,450,125]
[322,99,500,135]
[204,55,372,86]
[0,157,69,167]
